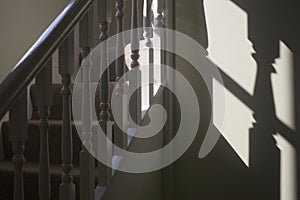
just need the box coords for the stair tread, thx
[1,121,83,165]
[30,82,117,121]
[26,119,101,126]
[0,161,80,176]
[0,161,82,200]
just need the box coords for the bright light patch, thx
[273,133,297,200]
[213,78,253,166]
[205,0,257,95]
[272,41,295,130]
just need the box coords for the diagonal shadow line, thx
[217,67,254,110]
[216,67,297,146]
[231,0,298,141]
[276,119,298,146]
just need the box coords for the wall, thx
[173,0,299,199]
[0,0,70,82]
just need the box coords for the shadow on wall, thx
[174,0,299,199]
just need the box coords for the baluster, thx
[36,60,52,200]
[59,32,76,200]
[143,0,154,102]
[143,0,153,46]
[152,0,164,28]
[139,0,145,40]
[148,48,154,101]
[115,0,128,151]
[152,0,163,89]
[79,9,95,200]
[9,90,27,200]
[129,0,141,126]
[115,0,125,81]
[97,0,113,187]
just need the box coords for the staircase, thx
[0,84,81,200]
[0,0,167,199]
[0,62,119,200]
[1,84,88,199]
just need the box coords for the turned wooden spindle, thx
[143,0,153,46]
[79,8,95,200]
[9,90,27,200]
[115,0,125,82]
[11,142,25,200]
[98,0,113,187]
[99,0,110,124]
[152,0,164,28]
[114,0,128,151]
[36,60,52,200]
[59,32,76,200]
[143,0,154,101]
[129,0,142,126]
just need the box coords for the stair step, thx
[30,82,116,121]
[0,161,83,200]
[0,59,129,199]
[2,120,83,166]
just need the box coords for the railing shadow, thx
[204,0,299,199]
[172,0,299,199]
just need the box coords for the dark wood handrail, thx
[0,0,95,119]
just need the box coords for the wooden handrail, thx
[0,0,95,119]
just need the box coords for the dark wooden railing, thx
[0,0,165,199]
[0,0,95,119]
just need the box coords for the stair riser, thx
[2,122,85,166]
[30,82,116,121]
[0,168,81,200]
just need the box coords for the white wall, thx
[174,0,299,199]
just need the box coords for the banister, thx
[0,0,95,119]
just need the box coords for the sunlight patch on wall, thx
[213,78,253,166]
[271,41,295,130]
[153,31,162,95]
[140,47,150,109]
[204,0,257,96]
[273,133,297,200]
